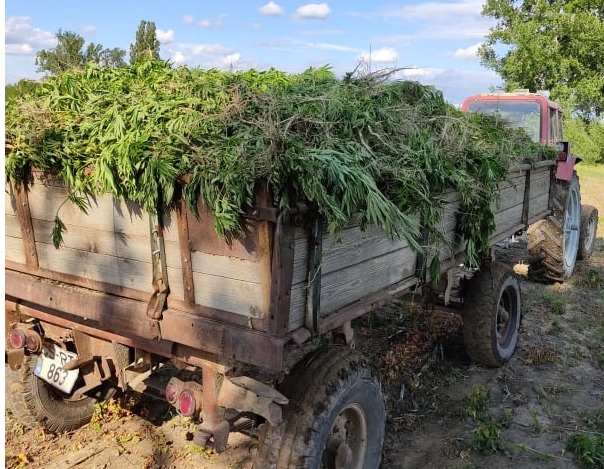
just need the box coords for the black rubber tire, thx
[527,172,581,282]
[578,205,598,260]
[254,346,386,469]
[462,262,522,367]
[5,355,96,432]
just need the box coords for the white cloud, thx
[82,25,97,35]
[197,14,227,28]
[183,15,195,24]
[397,67,445,80]
[394,66,502,106]
[6,43,34,55]
[364,0,494,41]
[171,51,185,63]
[256,38,360,54]
[220,53,242,66]
[259,1,284,16]
[5,16,56,55]
[294,3,331,20]
[451,43,481,60]
[359,47,399,64]
[157,29,175,44]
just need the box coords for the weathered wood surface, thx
[7,163,554,334]
[289,219,418,331]
[5,176,266,319]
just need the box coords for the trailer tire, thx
[5,355,96,432]
[527,172,581,282]
[578,205,598,260]
[254,346,385,469]
[462,262,521,367]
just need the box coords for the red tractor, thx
[461,90,598,281]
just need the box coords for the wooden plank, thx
[5,214,22,238]
[35,242,153,292]
[112,200,179,242]
[292,221,415,285]
[27,183,116,230]
[33,218,118,257]
[5,236,26,264]
[190,251,262,284]
[166,266,184,302]
[5,182,17,214]
[290,247,416,322]
[528,193,549,218]
[492,204,524,238]
[320,247,416,314]
[192,272,264,318]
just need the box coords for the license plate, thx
[33,344,79,394]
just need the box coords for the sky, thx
[4,0,504,105]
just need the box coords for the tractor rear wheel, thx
[254,346,386,469]
[528,172,581,282]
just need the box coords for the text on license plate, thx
[33,344,79,394]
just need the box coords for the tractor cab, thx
[461,90,564,145]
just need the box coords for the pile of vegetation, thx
[5,60,554,274]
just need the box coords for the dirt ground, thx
[5,180,604,469]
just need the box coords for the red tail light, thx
[179,389,197,416]
[9,329,26,349]
[166,377,184,405]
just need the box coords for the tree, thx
[100,48,127,68]
[479,0,604,120]
[36,30,127,75]
[36,29,86,74]
[129,20,160,64]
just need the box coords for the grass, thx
[576,164,604,236]
[566,407,604,468]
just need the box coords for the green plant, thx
[567,407,604,468]
[5,60,554,274]
[542,292,566,315]
[530,410,545,434]
[471,418,505,453]
[463,385,490,420]
[498,408,514,429]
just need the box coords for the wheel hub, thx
[323,404,368,469]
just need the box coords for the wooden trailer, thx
[5,159,577,467]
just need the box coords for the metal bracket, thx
[305,214,323,335]
[147,212,170,320]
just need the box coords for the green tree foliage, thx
[35,30,126,75]
[565,118,604,164]
[101,48,127,68]
[129,20,160,64]
[5,79,41,100]
[480,0,604,120]
[36,29,86,74]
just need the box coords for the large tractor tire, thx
[578,204,598,260]
[254,346,386,469]
[528,172,581,282]
[5,355,97,432]
[462,262,522,367]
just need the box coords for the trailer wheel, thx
[5,355,96,432]
[462,262,521,367]
[527,172,581,282]
[578,205,598,260]
[254,346,385,469]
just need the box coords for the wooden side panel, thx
[289,219,419,331]
[34,242,153,291]
[189,251,264,317]
[5,235,26,264]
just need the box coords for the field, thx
[5,164,604,469]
